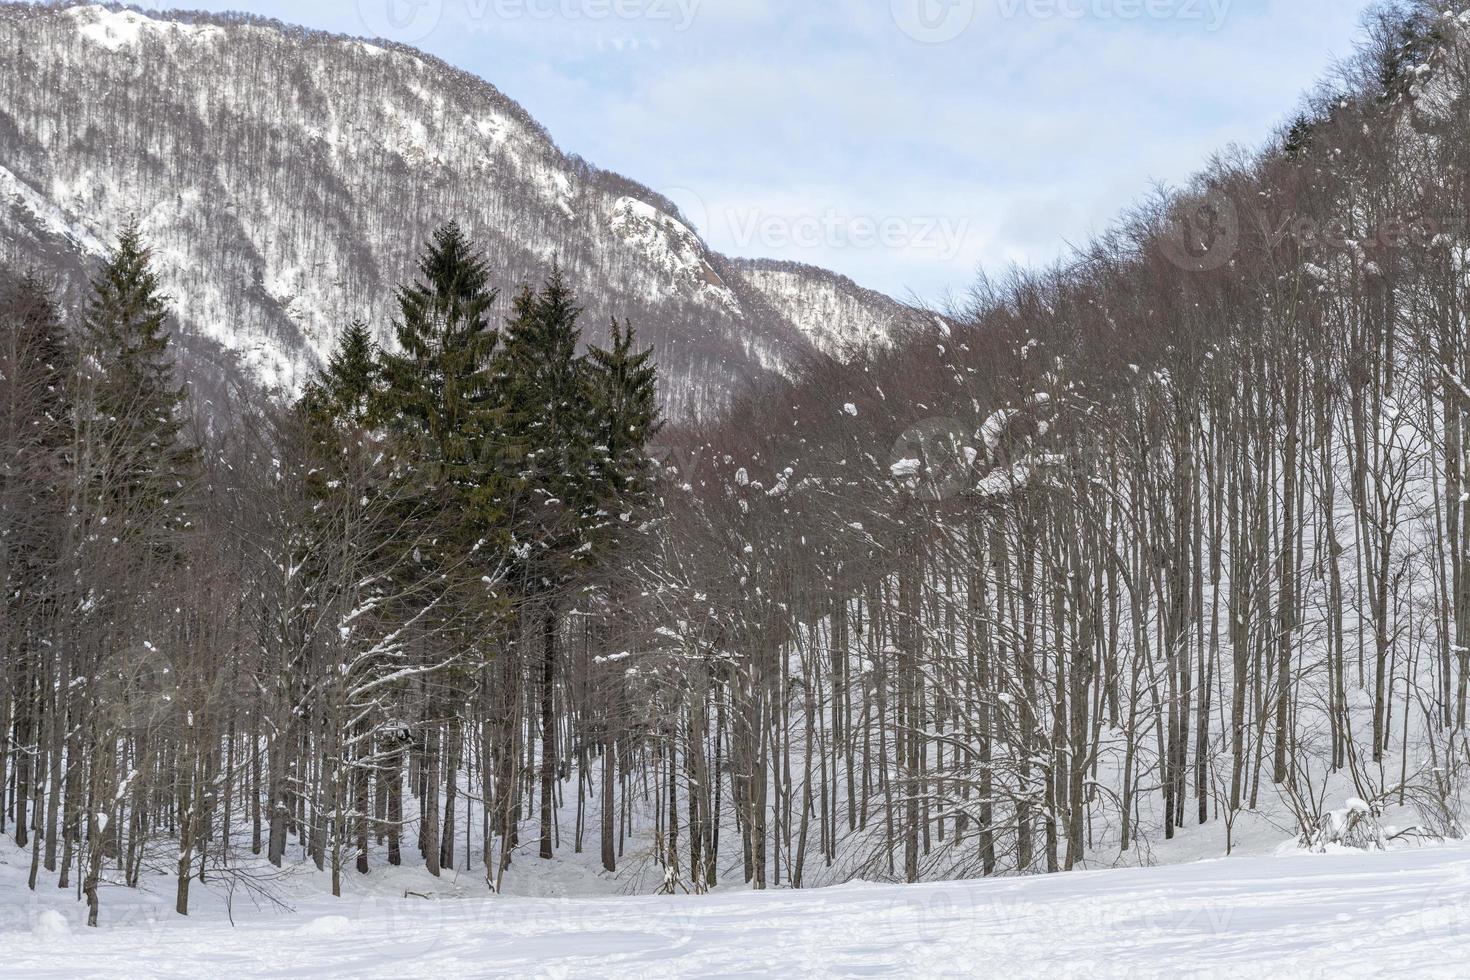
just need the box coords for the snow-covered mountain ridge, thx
[734,257,921,359]
[0,3,917,415]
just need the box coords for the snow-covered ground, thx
[4,841,1470,977]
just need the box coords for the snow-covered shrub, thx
[31,910,70,941]
[1304,798,1386,852]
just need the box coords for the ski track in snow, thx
[3,846,1470,977]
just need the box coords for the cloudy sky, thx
[152,0,1377,303]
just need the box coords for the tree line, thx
[618,0,1470,886]
[1,220,662,921]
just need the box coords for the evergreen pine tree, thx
[1282,114,1314,160]
[297,319,383,505]
[79,222,195,555]
[371,224,506,877]
[585,317,662,538]
[496,266,606,861]
[0,269,72,493]
[0,269,73,634]
[498,267,603,581]
[376,222,504,558]
[320,319,379,427]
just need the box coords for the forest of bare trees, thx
[4,0,1470,929]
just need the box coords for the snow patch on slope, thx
[738,260,909,358]
[0,164,108,259]
[610,197,740,313]
[67,5,224,49]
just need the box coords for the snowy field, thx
[4,844,1470,977]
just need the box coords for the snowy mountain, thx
[734,258,926,358]
[0,2,916,415]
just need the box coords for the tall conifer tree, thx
[377,222,503,557]
[79,223,195,557]
[373,223,504,877]
[585,317,662,535]
[496,266,604,860]
[498,267,603,578]
[319,319,379,428]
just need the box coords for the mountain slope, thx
[733,257,928,358]
[0,3,914,415]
